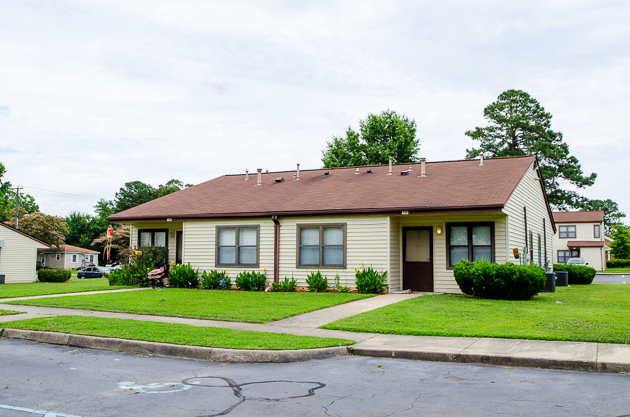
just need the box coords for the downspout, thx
[272,215,280,283]
[543,218,548,271]
[523,206,528,265]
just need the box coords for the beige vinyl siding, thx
[183,219,274,279]
[0,228,48,283]
[130,222,183,264]
[44,253,66,269]
[552,221,605,270]
[279,216,389,288]
[503,162,553,268]
[398,212,507,293]
[388,216,401,291]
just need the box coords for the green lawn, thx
[1,316,354,350]
[0,310,23,316]
[5,289,373,323]
[323,284,630,344]
[0,278,131,299]
[603,268,630,274]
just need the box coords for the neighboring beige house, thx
[552,211,606,271]
[38,244,100,270]
[109,156,555,293]
[0,222,50,283]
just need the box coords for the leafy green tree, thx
[465,89,597,210]
[113,179,191,214]
[114,181,156,213]
[322,110,419,168]
[154,179,193,199]
[65,211,109,250]
[578,199,626,234]
[0,163,39,222]
[6,212,67,246]
[95,199,115,218]
[609,224,630,259]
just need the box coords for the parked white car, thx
[567,258,588,266]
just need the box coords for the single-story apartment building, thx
[108,155,555,293]
[552,210,606,271]
[0,222,50,283]
[38,244,100,270]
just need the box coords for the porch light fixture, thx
[436,226,442,235]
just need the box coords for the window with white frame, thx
[559,225,576,238]
[594,224,601,238]
[297,224,346,268]
[216,226,259,267]
[72,254,77,263]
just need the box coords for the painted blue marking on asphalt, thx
[0,403,84,417]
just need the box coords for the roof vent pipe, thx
[420,158,427,177]
[388,156,393,175]
[245,169,249,181]
[355,168,360,174]
[256,168,262,186]
[479,154,484,166]
[296,164,300,181]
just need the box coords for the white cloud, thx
[0,0,629,219]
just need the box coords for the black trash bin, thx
[0,274,5,285]
[542,272,556,292]
[555,271,568,287]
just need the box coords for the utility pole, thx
[14,186,22,229]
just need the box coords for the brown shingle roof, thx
[567,240,605,248]
[109,156,538,222]
[552,211,604,224]
[38,244,99,254]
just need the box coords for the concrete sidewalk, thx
[1,291,629,372]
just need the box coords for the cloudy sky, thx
[1,0,629,219]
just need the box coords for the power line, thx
[21,185,100,202]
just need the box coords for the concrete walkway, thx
[1,290,629,372]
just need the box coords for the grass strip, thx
[323,284,630,344]
[1,316,354,350]
[0,278,131,299]
[0,310,23,316]
[5,289,373,323]
[603,268,630,274]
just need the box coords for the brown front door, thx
[403,227,433,292]
[176,231,183,264]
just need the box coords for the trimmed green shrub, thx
[37,269,71,283]
[553,264,597,285]
[235,271,267,291]
[606,259,630,268]
[355,266,387,294]
[453,260,545,300]
[169,263,199,288]
[306,271,328,292]
[108,264,149,287]
[272,277,297,292]
[201,270,231,290]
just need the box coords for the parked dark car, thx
[77,266,110,279]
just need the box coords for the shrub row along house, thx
[109,155,556,293]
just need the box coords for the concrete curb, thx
[350,347,603,372]
[0,328,349,363]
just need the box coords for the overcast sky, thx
[1,0,629,220]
